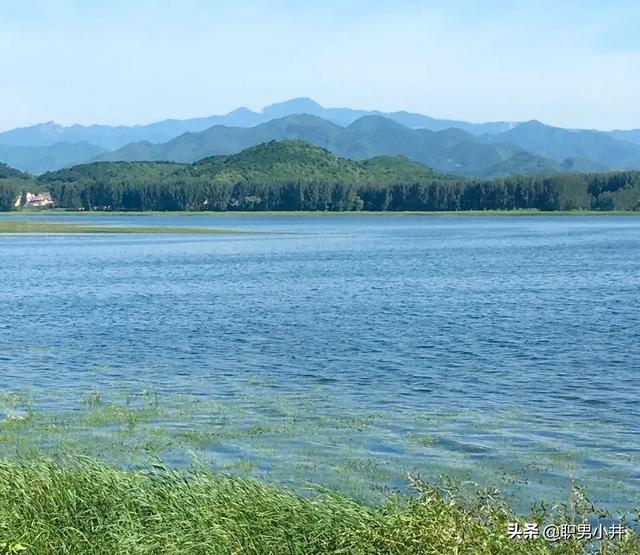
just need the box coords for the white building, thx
[14,191,54,208]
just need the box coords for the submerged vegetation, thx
[0,459,638,554]
[1,368,638,554]
[0,221,247,234]
[1,387,639,516]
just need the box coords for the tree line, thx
[40,172,640,212]
[0,179,22,211]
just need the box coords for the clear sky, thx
[1,0,639,131]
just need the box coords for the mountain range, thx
[2,97,640,176]
[95,114,540,177]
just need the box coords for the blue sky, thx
[1,0,639,131]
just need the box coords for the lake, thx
[1,213,639,513]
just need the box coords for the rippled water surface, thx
[1,214,639,511]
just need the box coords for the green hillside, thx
[0,161,29,179]
[191,140,367,183]
[560,157,610,173]
[36,140,640,212]
[45,140,442,187]
[362,155,445,182]
[45,159,186,183]
[42,141,449,211]
[484,151,562,177]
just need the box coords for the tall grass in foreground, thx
[0,459,637,555]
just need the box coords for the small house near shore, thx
[14,192,54,209]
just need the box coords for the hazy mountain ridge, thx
[487,120,640,170]
[95,114,538,177]
[0,98,516,151]
[3,97,637,151]
[100,113,632,178]
[0,142,107,175]
[2,98,640,175]
[608,129,640,146]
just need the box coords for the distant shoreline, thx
[3,209,640,218]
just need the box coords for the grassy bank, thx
[0,221,250,234]
[0,459,637,554]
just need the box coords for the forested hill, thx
[0,162,33,210]
[190,140,444,183]
[31,140,640,212]
[0,162,29,180]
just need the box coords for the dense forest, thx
[0,162,32,211]
[4,141,640,212]
[0,181,18,211]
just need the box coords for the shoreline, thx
[2,209,640,217]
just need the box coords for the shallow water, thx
[1,214,639,511]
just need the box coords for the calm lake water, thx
[1,214,639,512]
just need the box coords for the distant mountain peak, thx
[264,113,339,128]
[261,97,324,116]
[36,121,63,131]
[227,107,254,116]
[520,119,549,129]
[347,115,408,132]
[25,120,63,131]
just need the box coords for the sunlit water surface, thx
[1,214,639,512]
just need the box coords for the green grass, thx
[0,221,250,234]
[0,459,637,554]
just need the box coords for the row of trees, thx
[0,180,20,211]
[42,172,640,212]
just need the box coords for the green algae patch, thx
[0,220,252,234]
